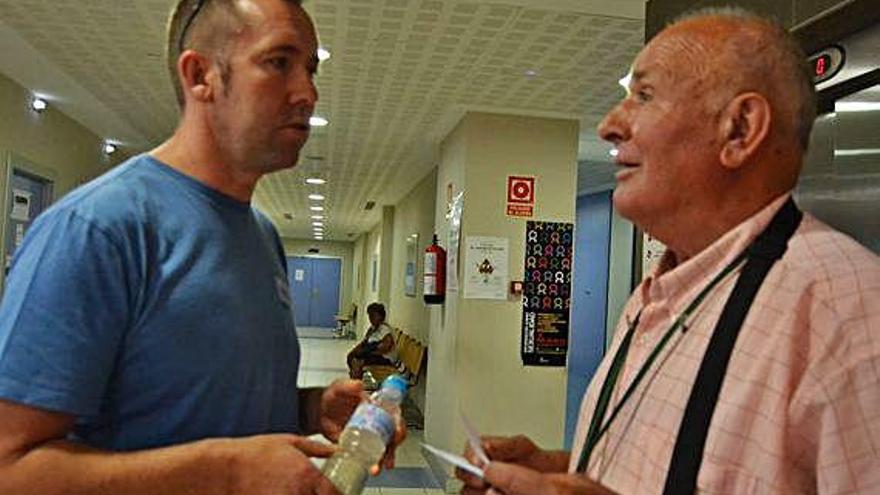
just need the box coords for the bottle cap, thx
[382,374,408,394]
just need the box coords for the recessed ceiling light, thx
[312,222,324,227]
[308,194,325,201]
[309,116,329,127]
[306,178,326,185]
[31,97,47,112]
[524,69,538,78]
[317,47,331,62]
[619,72,632,89]
[310,206,324,211]
[311,215,325,220]
[104,143,117,155]
[609,149,619,157]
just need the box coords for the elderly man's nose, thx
[597,105,629,144]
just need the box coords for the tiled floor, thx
[299,329,446,495]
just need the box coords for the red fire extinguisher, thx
[423,234,446,304]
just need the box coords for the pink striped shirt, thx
[570,194,880,494]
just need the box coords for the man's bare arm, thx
[0,399,337,495]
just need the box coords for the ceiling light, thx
[306,178,326,185]
[31,97,47,112]
[317,47,331,62]
[836,101,880,112]
[609,149,619,157]
[312,222,324,227]
[310,206,324,212]
[310,116,329,127]
[103,143,117,155]
[524,69,538,78]
[308,194,325,201]
[619,72,632,89]
[311,215,325,220]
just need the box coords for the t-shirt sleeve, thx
[0,209,131,416]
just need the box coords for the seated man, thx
[347,303,399,379]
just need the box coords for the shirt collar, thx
[639,193,792,313]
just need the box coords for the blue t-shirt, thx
[0,155,301,451]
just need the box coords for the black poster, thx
[521,221,573,367]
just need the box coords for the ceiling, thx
[0,0,646,240]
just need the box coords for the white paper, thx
[294,269,305,281]
[461,412,490,465]
[10,189,32,221]
[463,236,509,300]
[422,443,484,478]
[446,192,463,292]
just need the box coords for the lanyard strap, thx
[577,198,802,476]
[663,198,802,494]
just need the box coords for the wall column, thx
[424,112,579,486]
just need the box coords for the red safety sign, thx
[507,175,535,217]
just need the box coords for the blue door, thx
[286,256,341,328]
[5,169,53,274]
[565,191,613,449]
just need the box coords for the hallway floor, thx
[298,328,446,495]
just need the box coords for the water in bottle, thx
[322,374,408,495]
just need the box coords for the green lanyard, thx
[576,252,748,474]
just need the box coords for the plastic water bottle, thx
[322,375,408,494]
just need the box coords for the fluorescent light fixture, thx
[619,72,632,89]
[310,215,325,220]
[609,149,619,157]
[317,47,331,62]
[309,116,329,127]
[310,206,324,211]
[31,97,48,112]
[103,143,117,155]
[306,178,326,185]
[312,222,324,227]
[308,194,325,201]
[834,148,880,157]
[836,101,880,112]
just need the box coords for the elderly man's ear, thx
[718,92,772,169]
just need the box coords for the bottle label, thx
[348,403,395,445]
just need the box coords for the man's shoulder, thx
[42,155,176,230]
[780,213,880,314]
[785,213,879,276]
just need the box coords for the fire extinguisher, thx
[423,234,446,304]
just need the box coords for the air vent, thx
[308,248,320,254]
[364,201,376,211]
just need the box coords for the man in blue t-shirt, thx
[0,1,395,494]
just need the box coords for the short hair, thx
[165,0,305,108]
[672,7,817,150]
[366,303,386,319]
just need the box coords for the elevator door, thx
[797,84,880,253]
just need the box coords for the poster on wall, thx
[10,189,32,222]
[446,191,464,292]
[506,176,535,218]
[521,221,574,367]
[642,233,666,277]
[463,236,509,300]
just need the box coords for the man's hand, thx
[319,379,407,473]
[480,462,616,495]
[319,379,367,442]
[457,435,541,494]
[220,434,340,495]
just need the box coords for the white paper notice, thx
[463,236,508,300]
[10,189,32,221]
